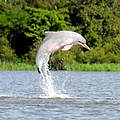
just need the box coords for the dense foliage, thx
[0,0,120,70]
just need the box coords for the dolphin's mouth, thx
[77,42,90,50]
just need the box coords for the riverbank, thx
[64,63,120,71]
[0,62,36,71]
[0,62,120,71]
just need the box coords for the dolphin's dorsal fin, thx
[45,31,56,37]
[43,31,56,41]
[62,44,73,51]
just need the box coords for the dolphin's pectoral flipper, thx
[48,44,63,53]
[48,44,70,53]
[62,44,73,51]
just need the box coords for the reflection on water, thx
[0,71,120,119]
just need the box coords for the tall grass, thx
[0,61,120,71]
[64,63,120,71]
[0,61,36,71]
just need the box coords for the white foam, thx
[39,54,70,98]
[0,94,73,99]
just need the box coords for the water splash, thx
[39,54,70,98]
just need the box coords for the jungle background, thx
[0,0,120,70]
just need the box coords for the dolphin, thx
[36,31,90,73]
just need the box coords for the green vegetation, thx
[65,63,120,71]
[0,0,120,71]
[0,61,36,70]
[0,61,120,71]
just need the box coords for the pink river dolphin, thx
[36,31,90,73]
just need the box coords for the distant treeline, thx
[0,0,120,70]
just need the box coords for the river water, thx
[0,71,120,120]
